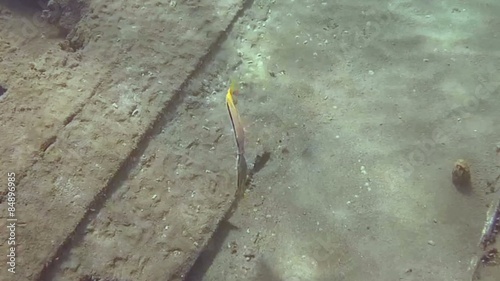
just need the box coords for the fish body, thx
[226,80,245,155]
[225,79,247,191]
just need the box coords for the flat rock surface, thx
[0,0,244,280]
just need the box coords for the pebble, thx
[427,240,435,246]
[360,166,367,175]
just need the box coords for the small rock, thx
[244,253,255,261]
[428,240,435,246]
[229,241,238,254]
[452,159,471,188]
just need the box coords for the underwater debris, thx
[479,198,500,250]
[469,197,500,280]
[480,248,499,265]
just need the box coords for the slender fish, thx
[226,80,245,156]
[225,80,247,190]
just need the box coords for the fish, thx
[226,79,245,156]
[225,79,247,191]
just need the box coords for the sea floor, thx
[0,0,499,281]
